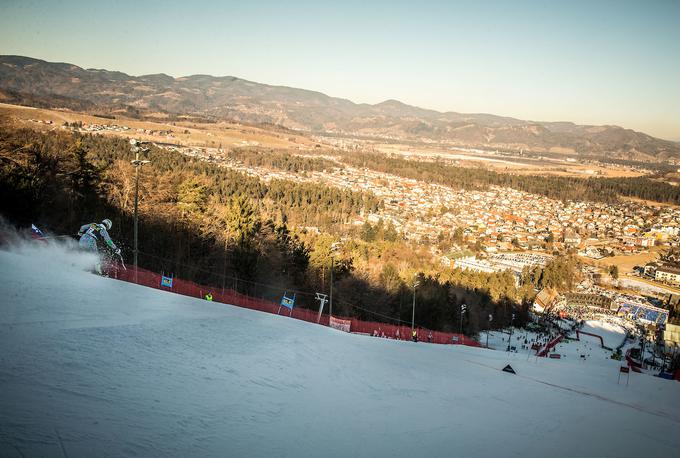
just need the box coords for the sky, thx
[1,0,679,140]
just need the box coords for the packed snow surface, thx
[1,244,679,457]
[581,320,627,348]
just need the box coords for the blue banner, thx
[281,292,295,310]
[161,275,173,288]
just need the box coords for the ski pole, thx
[118,253,127,270]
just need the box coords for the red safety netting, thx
[107,263,481,348]
[537,334,563,357]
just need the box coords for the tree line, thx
[226,148,338,173]
[340,152,680,205]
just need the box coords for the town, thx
[174,143,680,266]
[46,119,680,311]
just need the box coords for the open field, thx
[593,249,661,273]
[0,102,665,183]
[580,248,661,277]
[0,103,316,150]
[504,165,646,178]
[373,143,650,178]
[580,248,680,295]
[620,275,680,295]
[621,196,680,209]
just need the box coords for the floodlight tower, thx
[129,139,151,282]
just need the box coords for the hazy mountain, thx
[1,55,679,161]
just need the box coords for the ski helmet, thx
[102,219,112,230]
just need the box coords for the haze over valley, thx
[2,55,679,162]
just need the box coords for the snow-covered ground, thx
[580,320,628,349]
[1,243,679,457]
[485,316,629,365]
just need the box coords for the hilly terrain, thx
[1,55,679,161]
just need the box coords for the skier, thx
[77,219,120,274]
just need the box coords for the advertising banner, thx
[280,293,295,310]
[330,316,351,333]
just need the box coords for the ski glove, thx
[115,248,121,255]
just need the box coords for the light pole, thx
[130,139,151,282]
[460,303,467,338]
[411,277,419,333]
[329,242,340,321]
[487,313,493,348]
[507,312,515,352]
[329,257,334,319]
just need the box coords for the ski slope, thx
[485,322,624,366]
[580,320,627,348]
[1,243,679,457]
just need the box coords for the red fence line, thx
[575,330,604,348]
[108,264,481,348]
[537,334,563,357]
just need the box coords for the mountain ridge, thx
[1,55,678,161]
